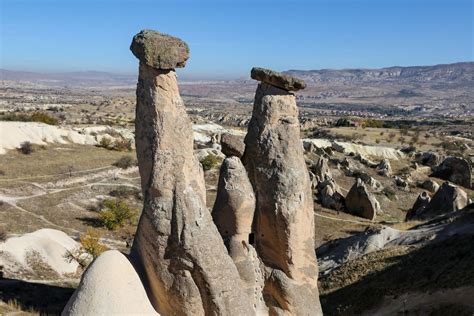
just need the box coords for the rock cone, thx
[212,157,266,314]
[62,251,158,316]
[409,182,469,220]
[345,179,380,220]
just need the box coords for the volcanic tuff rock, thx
[212,157,255,241]
[62,251,158,316]
[308,153,332,184]
[129,31,252,315]
[66,31,326,316]
[220,133,245,158]
[376,158,392,176]
[394,176,410,191]
[243,79,323,315]
[317,178,345,211]
[130,29,189,69]
[408,182,469,220]
[354,171,383,191]
[250,67,307,91]
[406,192,431,220]
[414,151,443,167]
[345,179,380,220]
[432,156,472,189]
[419,179,440,193]
[212,157,266,314]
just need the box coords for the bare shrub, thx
[19,141,33,155]
[113,156,136,169]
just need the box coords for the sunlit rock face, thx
[130,30,252,316]
[243,68,323,315]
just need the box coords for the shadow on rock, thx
[320,234,474,315]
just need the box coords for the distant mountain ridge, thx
[1,62,473,87]
[284,62,474,85]
[0,69,136,87]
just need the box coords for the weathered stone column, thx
[130,29,251,316]
[212,156,267,315]
[243,68,323,315]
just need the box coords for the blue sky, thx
[0,0,473,79]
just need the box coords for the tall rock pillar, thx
[130,29,252,316]
[243,67,323,315]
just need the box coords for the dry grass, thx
[0,299,39,315]
[0,143,141,240]
[325,126,442,151]
[0,143,134,182]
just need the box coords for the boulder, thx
[354,170,383,191]
[345,179,380,220]
[419,179,440,193]
[308,153,332,184]
[376,159,392,176]
[62,251,158,316]
[317,179,345,211]
[431,156,472,189]
[212,157,266,315]
[354,153,378,168]
[405,192,431,220]
[243,79,322,315]
[303,141,329,156]
[220,133,245,158]
[194,147,225,162]
[250,67,306,91]
[414,151,443,167]
[410,182,469,220]
[130,31,252,315]
[340,157,356,173]
[394,176,410,191]
[130,29,189,69]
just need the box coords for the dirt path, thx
[0,166,140,235]
[0,166,113,182]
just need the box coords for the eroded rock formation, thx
[432,156,472,189]
[130,30,252,315]
[419,179,440,193]
[212,157,266,314]
[64,32,323,316]
[408,182,469,220]
[62,251,158,316]
[406,192,431,220]
[376,159,392,176]
[345,179,380,220]
[243,67,323,315]
[317,178,346,211]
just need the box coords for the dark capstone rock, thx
[130,29,189,69]
[250,67,306,91]
[221,133,245,158]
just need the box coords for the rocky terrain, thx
[0,31,473,315]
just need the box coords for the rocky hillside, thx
[285,62,474,85]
